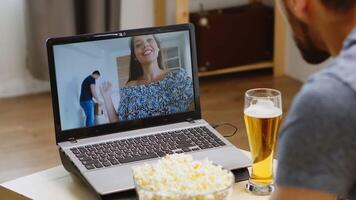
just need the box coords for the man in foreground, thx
[271,0,356,199]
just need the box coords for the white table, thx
[0,150,275,200]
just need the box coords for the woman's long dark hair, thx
[127,35,164,83]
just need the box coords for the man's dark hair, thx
[321,0,356,11]
[92,70,100,76]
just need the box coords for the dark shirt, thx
[276,28,356,199]
[80,75,95,102]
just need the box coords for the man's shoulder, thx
[286,69,356,134]
[309,43,356,94]
[277,66,356,198]
[303,46,356,104]
[84,75,95,84]
[296,75,355,116]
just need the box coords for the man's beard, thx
[294,23,331,64]
[285,5,331,64]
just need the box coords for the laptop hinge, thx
[68,137,78,144]
[186,118,196,123]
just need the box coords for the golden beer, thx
[244,88,282,195]
[244,113,282,184]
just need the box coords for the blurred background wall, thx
[0,0,49,97]
[0,0,329,98]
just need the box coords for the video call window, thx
[53,31,195,131]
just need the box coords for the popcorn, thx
[133,154,234,200]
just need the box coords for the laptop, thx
[46,23,250,197]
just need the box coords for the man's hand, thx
[271,186,337,200]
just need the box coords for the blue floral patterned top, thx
[118,68,194,121]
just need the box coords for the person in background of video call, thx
[79,70,102,127]
[100,35,194,122]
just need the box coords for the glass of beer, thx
[244,88,282,195]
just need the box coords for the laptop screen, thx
[52,30,195,131]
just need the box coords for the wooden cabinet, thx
[154,0,287,77]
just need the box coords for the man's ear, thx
[287,0,309,23]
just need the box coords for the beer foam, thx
[244,99,282,118]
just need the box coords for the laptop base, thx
[60,148,250,200]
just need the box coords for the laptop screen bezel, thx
[46,23,201,144]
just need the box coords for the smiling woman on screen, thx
[100,34,194,123]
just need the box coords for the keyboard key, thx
[192,147,200,151]
[206,144,213,148]
[176,142,195,148]
[212,143,220,147]
[94,163,103,168]
[164,150,173,155]
[82,160,94,165]
[78,156,91,161]
[156,151,166,157]
[115,155,124,160]
[85,164,95,170]
[70,148,80,154]
[102,162,111,167]
[92,159,100,164]
[79,149,88,153]
[200,145,210,149]
[118,153,158,164]
[99,158,108,162]
[110,160,120,165]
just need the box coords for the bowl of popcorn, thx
[132,154,234,200]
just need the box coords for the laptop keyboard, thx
[69,126,226,170]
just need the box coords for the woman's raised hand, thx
[100,81,113,98]
[99,81,119,123]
